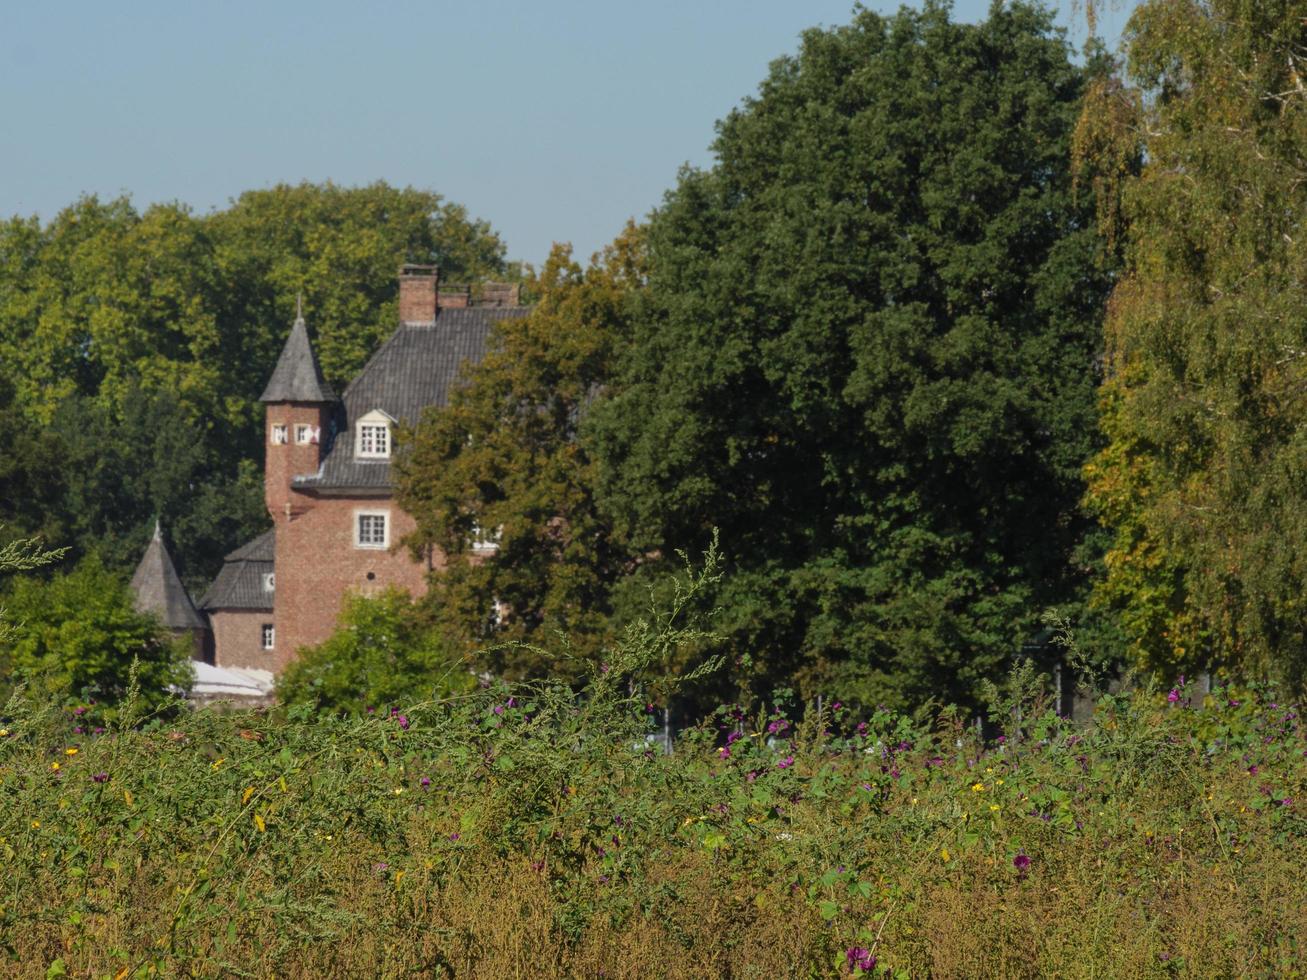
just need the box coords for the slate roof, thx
[293,305,531,492]
[198,529,275,611]
[130,522,207,630]
[259,313,337,403]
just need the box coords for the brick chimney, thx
[398,264,438,324]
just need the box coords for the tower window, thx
[294,424,314,444]
[261,623,275,650]
[270,424,288,445]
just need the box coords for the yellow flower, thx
[211,758,225,770]
[989,804,1000,812]
[0,728,9,737]
[242,786,255,805]
[253,814,266,832]
[940,847,950,862]
[30,820,39,829]
[971,782,985,792]
[995,779,1004,786]
[65,747,78,756]
[50,762,60,771]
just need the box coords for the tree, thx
[1079,0,1307,687]
[0,554,192,709]
[276,588,472,714]
[587,2,1114,709]
[396,229,644,678]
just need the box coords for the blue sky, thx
[1,1,1133,268]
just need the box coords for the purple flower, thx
[726,731,742,746]
[73,726,84,735]
[73,707,87,717]
[1283,798,1294,808]
[996,735,1006,745]
[92,772,109,783]
[448,832,460,841]
[1167,689,1181,703]
[1013,853,1031,873]
[492,705,504,716]
[506,697,518,708]
[366,706,375,714]
[845,947,876,973]
[373,862,389,875]
[746,770,759,782]
[855,722,867,735]
[420,777,431,789]
[776,755,795,770]
[832,702,842,712]
[93,727,104,735]
[395,714,409,729]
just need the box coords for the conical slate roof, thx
[259,310,337,403]
[130,522,207,631]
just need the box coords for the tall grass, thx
[2,560,1305,977]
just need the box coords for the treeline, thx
[8,0,1307,715]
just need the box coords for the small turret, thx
[260,300,336,520]
[130,521,207,660]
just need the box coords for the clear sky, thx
[1,1,1133,268]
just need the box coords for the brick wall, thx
[271,494,435,671]
[265,402,330,519]
[209,609,277,672]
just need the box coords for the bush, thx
[276,587,474,715]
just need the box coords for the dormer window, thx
[262,572,275,592]
[355,409,394,459]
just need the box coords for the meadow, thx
[3,642,1305,978]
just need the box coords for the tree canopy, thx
[1080,0,1307,688]
[586,1,1114,708]
[396,228,645,678]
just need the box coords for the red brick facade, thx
[268,491,435,671]
[209,609,276,671]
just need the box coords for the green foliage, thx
[0,555,192,710]
[276,588,474,714]
[1079,0,1307,687]
[396,227,645,678]
[1,641,1303,974]
[588,1,1113,709]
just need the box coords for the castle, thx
[129,265,527,697]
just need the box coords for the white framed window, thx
[471,523,501,554]
[262,572,275,592]
[355,409,395,459]
[261,623,275,650]
[270,424,288,445]
[355,509,389,549]
[294,424,315,445]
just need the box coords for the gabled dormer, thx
[260,301,337,519]
[354,408,396,460]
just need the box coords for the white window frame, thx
[355,409,395,459]
[270,423,288,445]
[470,522,502,554]
[354,509,390,550]
[294,423,314,445]
[262,572,275,592]
[261,623,275,650]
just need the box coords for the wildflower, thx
[940,847,950,862]
[420,777,431,789]
[726,730,742,746]
[73,707,86,717]
[776,755,795,770]
[30,820,39,828]
[718,746,731,759]
[1167,689,1180,703]
[492,705,504,716]
[0,729,8,737]
[846,947,876,973]
[971,782,985,792]
[395,714,409,729]
[73,726,84,735]
[50,762,60,771]
[1013,853,1031,873]
[989,804,1000,812]
[65,747,78,756]
[1283,798,1294,808]
[506,697,518,708]
[93,727,104,735]
[448,832,460,841]
[373,862,389,875]
[92,772,109,783]
[211,758,225,770]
